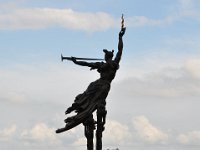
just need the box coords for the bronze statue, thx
[56,15,126,150]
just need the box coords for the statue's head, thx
[103,49,114,61]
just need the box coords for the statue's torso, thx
[98,61,119,82]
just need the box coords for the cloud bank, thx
[0,125,16,141]
[1,116,200,149]
[21,123,57,142]
[0,0,199,31]
[114,57,200,98]
[177,131,200,145]
[0,6,115,32]
[133,116,168,144]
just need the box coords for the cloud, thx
[126,15,178,27]
[21,122,58,143]
[0,92,26,103]
[1,55,200,105]
[126,0,198,28]
[73,137,86,146]
[0,6,115,31]
[178,0,196,16]
[0,0,199,31]
[104,120,131,145]
[0,63,98,105]
[132,116,168,144]
[163,36,200,53]
[177,130,200,145]
[0,125,16,141]
[114,57,200,99]
[185,58,200,79]
[0,5,180,31]
[72,119,131,147]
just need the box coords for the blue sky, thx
[1,0,200,150]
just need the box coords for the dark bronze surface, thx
[56,15,126,150]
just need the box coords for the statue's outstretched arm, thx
[114,27,126,64]
[72,57,100,69]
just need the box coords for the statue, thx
[56,15,126,150]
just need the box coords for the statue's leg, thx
[83,114,95,150]
[96,104,107,150]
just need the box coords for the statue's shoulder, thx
[97,61,105,66]
[112,60,119,70]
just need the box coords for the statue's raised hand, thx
[119,27,126,37]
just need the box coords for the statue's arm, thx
[114,28,126,64]
[72,58,100,69]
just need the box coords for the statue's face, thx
[103,49,113,61]
[104,54,113,61]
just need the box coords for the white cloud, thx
[72,119,131,147]
[126,15,178,27]
[1,91,26,103]
[177,130,200,145]
[132,116,168,144]
[0,0,199,31]
[104,120,131,145]
[178,0,196,16]
[185,58,200,79]
[1,56,200,105]
[179,0,194,8]
[0,63,98,105]
[127,0,198,28]
[21,123,58,143]
[114,57,200,99]
[73,137,86,146]
[0,6,115,31]
[0,125,16,141]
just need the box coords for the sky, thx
[1,0,200,150]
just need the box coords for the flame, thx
[121,14,124,29]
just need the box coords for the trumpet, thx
[61,54,104,62]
